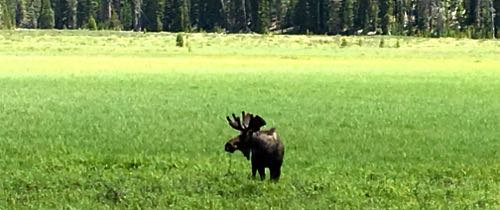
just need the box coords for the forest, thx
[0,0,499,38]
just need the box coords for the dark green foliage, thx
[341,0,354,34]
[164,0,190,32]
[108,8,121,30]
[0,0,14,29]
[143,0,162,32]
[379,0,393,35]
[355,0,370,33]
[39,0,55,29]
[88,15,97,30]
[198,0,225,32]
[379,38,384,48]
[495,0,500,38]
[25,0,40,28]
[67,0,78,29]
[255,0,270,33]
[340,38,348,47]
[120,0,133,29]
[176,33,184,47]
[3,0,498,38]
[328,0,342,34]
[16,0,27,27]
[395,39,400,48]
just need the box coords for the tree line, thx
[1,0,498,38]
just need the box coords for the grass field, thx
[0,30,499,209]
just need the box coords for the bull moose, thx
[224,112,285,181]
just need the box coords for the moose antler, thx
[226,113,243,131]
[241,111,253,129]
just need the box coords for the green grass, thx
[0,30,499,209]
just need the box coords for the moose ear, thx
[249,115,266,131]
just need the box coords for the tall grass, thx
[0,30,499,209]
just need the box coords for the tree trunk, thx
[133,0,141,31]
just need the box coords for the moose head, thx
[225,112,284,181]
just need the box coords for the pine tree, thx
[67,0,77,29]
[88,14,97,29]
[25,0,40,28]
[355,0,370,33]
[16,0,27,27]
[231,0,248,32]
[132,0,141,31]
[454,0,467,32]
[393,0,406,35]
[495,0,500,37]
[143,0,162,32]
[369,0,379,32]
[76,0,98,29]
[255,0,270,33]
[293,0,313,33]
[39,0,55,29]
[199,0,225,31]
[341,0,354,34]
[415,0,430,35]
[271,0,283,31]
[328,0,342,34]
[165,0,190,32]
[53,0,67,29]
[120,0,133,29]
[379,0,394,35]
[0,0,13,29]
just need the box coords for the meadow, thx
[0,30,499,209]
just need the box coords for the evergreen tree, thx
[293,0,312,33]
[132,0,141,31]
[341,0,354,34]
[143,0,162,32]
[88,14,97,29]
[39,0,55,29]
[231,0,249,32]
[255,0,270,33]
[53,0,67,29]
[379,0,394,35]
[120,0,133,29]
[328,0,342,34]
[67,0,77,29]
[176,0,190,31]
[0,0,13,29]
[415,0,430,35]
[271,0,283,31]
[369,0,379,32]
[25,0,40,28]
[16,0,27,27]
[199,0,225,31]
[77,0,98,29]
[393,0,406,35]
[495,0,500,37]
[355,0,370,33]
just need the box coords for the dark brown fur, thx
[225,112,285,181]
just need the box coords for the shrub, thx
[88,16,97,31]
[176,34,184,47]
[395,39,400,48]
[340,38,348,47]
[379,38,385,48]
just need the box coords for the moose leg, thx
[270,166,281,181]
[257,167,266,180]
[251,164,257,178]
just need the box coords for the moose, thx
[224,112,285,181]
